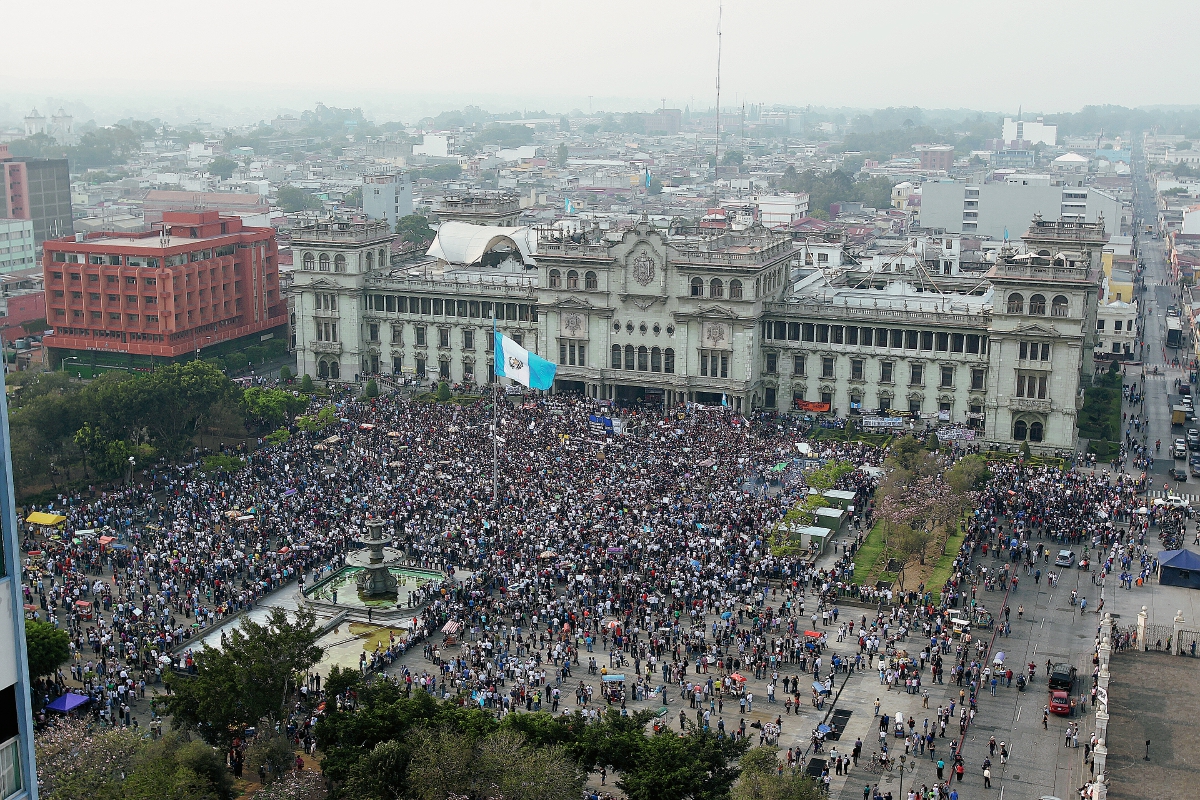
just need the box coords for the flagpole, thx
[492,309,498,506]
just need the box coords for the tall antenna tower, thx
[714,2,722,169]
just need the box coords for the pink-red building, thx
[42,210,286,363]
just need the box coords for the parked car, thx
[1171,468,1189,481]
[1049,663,1078,691]
[1188,429,1200,449]
[1050,690,1074,716]
[1054,550,1076,567]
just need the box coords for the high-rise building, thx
[1001,117,1057,147]
[0,386,39,800]
[1,145,74,248]
[42,210,287,368]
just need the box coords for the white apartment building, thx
[1095,300,1137,359]
[0,221,35,275]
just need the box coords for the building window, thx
[971,368,985,390]
[651,347,662,372]
[585,271,598,290]
[624,345,635,370]
[1006,293,1024,314]
[909,397,922,414]
[821,356,835,378]
[559,340,585,366]
[415,326,426,346]
[512,332,523,347]
[1029,421,1044,442]
[880,361,893,383]
[765,352,778,374]
[334,254,346,273]
[611,344,621,369]
[439,359,450,380]
[303,252,314,270]
[463,329,474,350]
[393,355,403,374]
[710,278,723,298]
[764,387,777,408]
[664,348,675,374]
[909,363,923,386]
[794,354,806,376]
[1051,295,1069,317]
[851,359,864,380]
[319,254,330,272]
[637,346,649,371]
[368,323,380,342]
[415,358,426,378]
[699,349,729,378]
[1028,294,1046,315]
[438,328,450,348]
[392,325,403,344]
[1013,419,1028,440]
[940,365,955,388]
[567,270,579,289]
[690,277,703,296]
[1015,372,1048,399]
[730,279,743,299]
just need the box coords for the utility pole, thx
[714,2,722,169]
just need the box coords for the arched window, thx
[1013,419,1028,441]
[1029,421,1044,442]
[336,254,348,273]
[549,269,562,289]
[319,254,331,272]
[566,270,579,289]
[710,278,724,298]
[1028,294,1046,315]
[585,271,598,290]
[317,361,328,379]
[664,348,675,374]
[637,346,649,371]
[651,347,662,372]
[690,277,704,296]
[329,361,340,380]
[379,248,388,267]
[729,279,743,299]
[1006,293,1023,314]
[624,345,635,370]
[1051,295,1069,317]
[302,252,314,270]
[611,344,621,369]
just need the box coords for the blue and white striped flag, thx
[494,330,556,390]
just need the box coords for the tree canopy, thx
[165,607,323,747]
[25,620,69,678]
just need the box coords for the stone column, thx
[1137,605,1148,651]
[1092,740,1108,795]
[1172,610,1186,655]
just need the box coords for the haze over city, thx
[3,4,1200,800]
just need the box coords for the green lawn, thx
[927,525,966,601]
[852,521,888,583]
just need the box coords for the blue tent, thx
[45,692,89,713]
[1158,549,1200,589]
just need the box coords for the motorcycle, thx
[1016,674,1027,692]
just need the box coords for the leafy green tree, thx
[300,374,315,392]
[244,732,296,786]
[207,157,239,180]
[35,719,144,800]
[364,379,379,399]
[556,142,568,167]
[243,387,307,429]
[344,186,362,208]
[165,607,323,748]
[25,620,69,677]
[721,150,744,166]
[264,428,290,446]
[396,214,434,246]
[619,729,748,800]
[280,365,292,381]
[278,186,322,213]
[732,746,824,800]
[245,345,268,365]
[436,381,451,402]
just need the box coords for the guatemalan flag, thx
[494,330,556,390]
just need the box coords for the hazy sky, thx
[4,0,1199,126]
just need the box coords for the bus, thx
[1166,316,1183,349]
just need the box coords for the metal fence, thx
[1177,629,1200,657]
[1144,623,1175,652]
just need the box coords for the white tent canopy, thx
[426,221,538,267]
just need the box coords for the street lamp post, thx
[127,456,136,486]
[899,754,907,800]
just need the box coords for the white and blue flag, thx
[565,197,576,214]
[494,330,556,390]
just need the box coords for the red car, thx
[1050,690,1073,716]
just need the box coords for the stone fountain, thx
[352,518,399,598]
